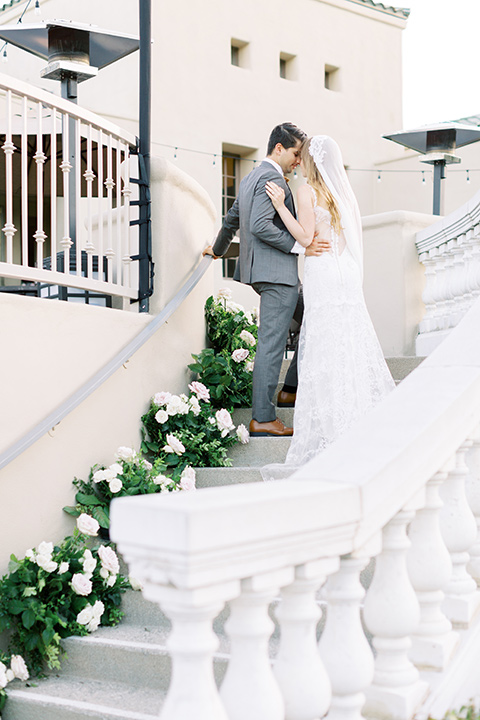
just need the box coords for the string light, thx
[2,48,7,63]
[293,169,298,179]
[213,154,216,167]
[377,173,382,183]
[467,170,470,183]
[173,147,177,160]
[0,0,36,61]
[34,0,41,15]
[422,171,426,185]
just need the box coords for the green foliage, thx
[442,706,480,720]
[0,531,129,679]
[189,293,258,409]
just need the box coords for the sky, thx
[402,0,480,128]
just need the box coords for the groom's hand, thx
[203,245,219,259]
[305,234,331,256]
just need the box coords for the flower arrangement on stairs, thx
[0,290,257,713]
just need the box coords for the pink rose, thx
[179,466,196,491]
[98,545,120,575]
[188,381,210,402]
[232,348,249,363]
[77,514,100,537]
[71,573,93,596]
[153,391,172,406]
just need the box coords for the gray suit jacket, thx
[213,161,299,286]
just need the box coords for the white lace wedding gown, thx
[261,189,395,480]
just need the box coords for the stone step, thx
[227,436,290,466]
[385,356,425,383]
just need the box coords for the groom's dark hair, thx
[267,123,306,155]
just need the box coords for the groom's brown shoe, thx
[277,389,296,408]
[249,418,293,437]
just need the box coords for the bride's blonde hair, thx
[301,140,342,235]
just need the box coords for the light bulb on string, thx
[34,0,41,15]
[213,154,216,167]
[377,173,382,183]
[467,170,470,183]
[293,169,298,179]
[173,147,177,160]
[2,47,7,63]
[422,171,426,186]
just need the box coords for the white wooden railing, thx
[416,188,480,355]
[0,72,138,307]
[111,297,480,720]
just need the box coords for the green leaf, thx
[63,505,81,518]
[91,505,110,529]
[8,558,21,574]
[25,633,40,651]
[42,626,56,647]
[7,599,25,615]
[22,608,36,629]
[75,492,103,507]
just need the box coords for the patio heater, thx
[383,123,480,215]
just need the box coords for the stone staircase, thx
[3,357,423,720]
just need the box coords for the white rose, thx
[37,541,53,557]
[108,477,123,494]
[86,616,101,633]
[106,574,116,587]
[81,550,97,575]
[0,667,8,689]
[163,434,185,455]
[179,466,196,491]
[25,548,35,561]
[239,330,256,346]
[142,459,153,470]
[92,469,107,483]
[102,468,117,481]
[109,462,124,476]
[6,668,14,683]
[36,556,58,573]
[98,545,120,575]
[188,396,201,416]
[215,409,234,435]
[245,361,254,372]
[244,311,254,325]
[208,417,216,425]
[71,573,93,596]
[100,567,109,579]
[76,514,100,537]
[236,424,250,444]
[76,604,94,625]
[92,600,105,619]
[232,348,249,363]
[217,287,232,300]
[153,391,172,406]
[226,300,245,314]
[58,562,69,575]
[155,409,169,424]
[188,381,210,401]
[129,576,143,591]
[115,446,136,462]
[152,473,169,486]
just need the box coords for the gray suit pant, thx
[251,281,301,422]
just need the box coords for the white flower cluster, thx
[76,599,105,633]
[214,409,235,438]
[153,384,210,425]
[92,461,124,494]
[25,541,58,573]
[152,465,196,492]
[0,655,29,689]
[70,542,120,603]
[76,513,100,537]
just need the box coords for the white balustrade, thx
[466,428,480,584]
[416,188,480,353]
[0,71,137,305]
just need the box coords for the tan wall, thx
[0,156,216,575]
[362,210,436,357]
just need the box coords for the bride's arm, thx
[265,182,315,248]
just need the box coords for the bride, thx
[261,135,395,479]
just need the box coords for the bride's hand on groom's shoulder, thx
[265,181,285,209]
[305,234,331,256]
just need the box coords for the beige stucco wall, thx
[362,210,436,357]
[0,155,216,575]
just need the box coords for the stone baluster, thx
[452,235,471,323]
[470,225,480,300]
[440,443,480,626]
[363,495,428,720]
[274,557,338,720]
[407,470,458,669]
[133,575,239,720]
[445,240,461,329]
[465,429,480,585]
[418,251,437,334]
[431,246,448,331]
[220,567,294,720]
[319,541,379,720]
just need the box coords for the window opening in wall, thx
[279,52,297,80]
[222,154,240,279]
[325,64,340,91]
[231,39,249,68]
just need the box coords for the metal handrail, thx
[0,255,213,471]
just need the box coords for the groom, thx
[204,122,329,436]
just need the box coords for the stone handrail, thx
[416,187,480,355]
[111,297,480,720]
